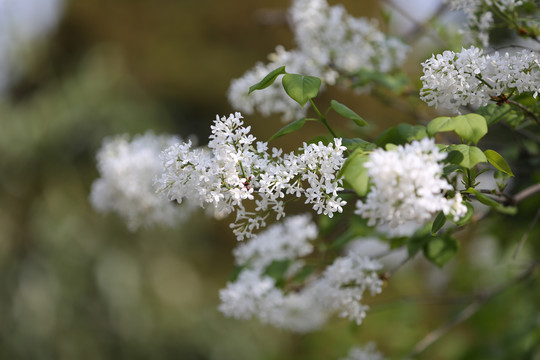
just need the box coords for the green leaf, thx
[228,265,245,282]
[292,266,314,283]
[406,224,432,257]
[465,188,518,215]
[263,259,291,286]
[396,123,427,142]
[484,149,514,176]
[341,149,370,196]
[248,66,287,94]
[477,103,513,126]
[373,127,399,146]
[330,100,368,127]
[478,103,526,127]
[427,114,488,145]
[328,228,359,250]
[446,144,487,169]
[431,211,447,234]
[282,74,321,107]
[465,187,499,207]
[268,117,309,141]
[342,138,377,152]
[427,116,456,136]
[373,124,427,146]
[454,114,488,144]
[423,234,459,267]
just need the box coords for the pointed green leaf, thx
[282,74,321,107]
[427,114,488,145]
[396,123,427,142]
[263,259,291,286]
[248,66,287,94]
[330,100,368,127]
[484,149,514,176]
[446,144,487,169]
[423,234,459,267]
[373,127,399,146]
[342,138,377,152]
[453,114,488,145]
[268,117,309,141]
[465,188,518,215]
[406,224,432,257]
[431,211,447,234]
[465,188,499,207]
[427,116,455,136]
[341,149,370,196]
[477,103,512,125]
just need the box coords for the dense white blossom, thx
[290,0,408,75]
[219,231,383,332]
[309,251,383,324]
[156,112,346,240]
[220,216,384,332]
[420,46,540,112]
[339,342,387,360]
[227,0,408,121]
[445,0,524,46]
[233,214,317,270]
[90,132,193,231]
[355,138,467,230]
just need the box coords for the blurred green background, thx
[0,1,539,359]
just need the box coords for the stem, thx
[475,74,494,90]
[310,98,338,138]
[382,254,415,279]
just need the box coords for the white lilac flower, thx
[444,0,524,47]
[307,251,383,324]
[156,112,346,240]
[219,226,384,332]
[339,342,387,360]
[90,132,193,231]
[218,269,282,320]
[227,0,408,122]
[355,138,467,230]
[420,46,540,112]
[233,214,317,270]
[290,0,409,75]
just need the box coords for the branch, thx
[405,259,540,359]
[513,182,540,204]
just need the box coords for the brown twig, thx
[513,182,540,204]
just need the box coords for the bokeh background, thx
[1,0,539,359]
